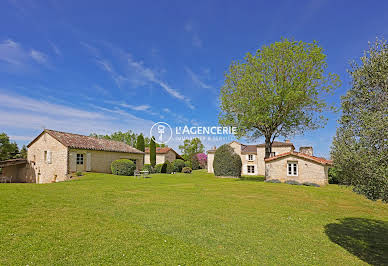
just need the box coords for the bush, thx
[265,179,281,183]
[76,171,82,176]
[213,144,242,177]
[173,159,185,172]
[166,160,174,174]
[182,167,192,173]
[190,154,201,170]
[302,182,320,187]
[285,180,301,185]
[196,153,207,169]
[184,160,192,169]
[155,164,163,173]
[142,164,153,173]
[111,159,136,176]
[161,162,168,173]
[328,167,340,184]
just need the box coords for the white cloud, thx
[82,42,195,109]
[50,42,61,56]
[185,67,212,89]
[184,22,203,48]
[30,49,48,64]
[0,39,49,69]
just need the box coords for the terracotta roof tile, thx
[257,141,295,148]
[29,130,144,154]
[241,145,257,154]
[144,147,183,159]
[264,151,332,165]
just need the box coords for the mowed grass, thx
[1,170,387,265]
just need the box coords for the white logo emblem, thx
[150,122,172,144]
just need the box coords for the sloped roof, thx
[241,144,257,154]
[264,151,333,166]
[28,130,144,154]
[257,141,294,148]
[144,147,183,159]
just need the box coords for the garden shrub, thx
[166,161,174,174]
[161,162,168,173]
[155,164,163,173]
[182,167,192,173]
[265,179,281,183]
[285,180,301,185]
[142,164,153,173]
[173,159,185,172]
[76,171,82,176]
[213,144,242,177]
[111,159,136,176]
[196,153,207,169]
[302,182,320,187]
[328,167,340,184]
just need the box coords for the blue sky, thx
[0,0,387,158]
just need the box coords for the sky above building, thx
[1,0,387,157]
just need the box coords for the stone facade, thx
[265,154,330,185]
[1,130,145,183]
[144,148,181,165]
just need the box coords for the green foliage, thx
[111,159,136,176]
[161,162,167,173]
[76,171,82,177]
[184,160,192,169]
[213,144,242,177]
[179,138,204,161]
[219,38,340,158]
[182,167,192,173]
[166,161,174,174]
[90,131,166,148]
[331,38,388,202]
[154,164,163,173]
[0,133,19,161]
[190,154,201,170]
[173,159,185,172]
[142,164,154,173]
[136,134,145,152]
[19,145,27,159]
[150,137,156,167]
[328,167,340,184]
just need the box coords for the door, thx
[76,153,85,172]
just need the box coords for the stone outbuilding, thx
[264,150,332,185]
[144,147,183,164]
[0,129,144,183]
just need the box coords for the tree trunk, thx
[264,135,272,159]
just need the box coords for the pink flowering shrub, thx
[196,153,207,169]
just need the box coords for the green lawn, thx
[1,170,387,265]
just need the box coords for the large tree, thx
[136,134,145,152]
[0,133,19,161]
[219,38,340,159]
[179,138,204,161]
[331,38,388,202]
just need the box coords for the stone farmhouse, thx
[207,141,332,185]
[0,129,144,183]
[144,147,183,165]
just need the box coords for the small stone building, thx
[0,129,144,183]
[144,147,182,165]
[265,149,332,185]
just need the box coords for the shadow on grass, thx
[325,218,388,266]
[238,175,265,182]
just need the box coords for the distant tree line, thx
[89,130,166,148]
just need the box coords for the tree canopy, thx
[0,133,19,161]
[331,38,388,202]
[219,38,340,158]
[178,138,204,161]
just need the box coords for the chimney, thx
[300,146,313,156]
[285,139,290,143]
[213,146,216,150]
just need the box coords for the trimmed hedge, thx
[213,144,242,177]
[111,159,136,176]
[182,167,192,173]
[173,159,185,172]
[155,164,163,173]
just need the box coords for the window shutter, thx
[47,151,52,164]
[252,154,255,161]
[69,152,76,172]
[86,153,91,171]
[246,154,249,161]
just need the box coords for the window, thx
[247,165,255,174]
[44,151,52,164]
[76,154,84,165]
[248,154,254,161]
[287,162,298,176]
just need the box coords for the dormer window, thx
[248,154,254,161]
